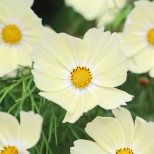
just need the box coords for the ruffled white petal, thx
[0,46,18,77]
[71,140,105,154]
[93,85,133,110]
[128,47,154,74]
[84,28,128,87]
[23,0,34,7]
[0,112,19,146]
[39,86,80,113]
[63,86,98,123]
[132,117,154,154]
[32,33,89,71]
[19,111,43,149]
[65,0,104,20]
[97,9,118,27]
[134,0,154,22]
[149,66,154,77]
[112,107,134,147]
[85,117,126,153]
[120,33,148,57]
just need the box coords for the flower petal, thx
[39,86,80,113]
[65,0,104,20]
[93,85,133,109]
[128,47,154,74]
[0,112,19,146]
[71,140,105,154]
[19,111,43,149]
[63,86,98,123]
[133,117,154,153]
[85,116,125,153]
[112,107,134,147]
[84,28,128,88]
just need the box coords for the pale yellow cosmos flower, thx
[120,0,154,77]
[71,107,154,154]
[32,27,133,123]
[0,0,44,77]
[0,111,43,154]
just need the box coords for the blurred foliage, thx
[0,0,154,154]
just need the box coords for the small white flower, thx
[71,107,154,154]
[32,27,133,123]
[0,0,44,77]
[0,111,43,154]
[65,0,127,26]
[120,0,154,77]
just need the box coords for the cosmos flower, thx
[71,107,154,154]
[120,0,154,77]
[0,111,43,154]
[65,0,127,26]
[0,0,44,77]
[32,27,133,123]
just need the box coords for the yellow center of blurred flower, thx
[70,66,92,88]
[0,146,19,154]
[147,28,154,45]
[116,147,134,154]
[2,24,22,44]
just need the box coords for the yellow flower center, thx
[0,146,19,154]
[2,24,22,44]
[116,147,134,154]
[70,66,92,89]
[147,28,154,45]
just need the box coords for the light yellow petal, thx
[0,112,19,145]
[23,0,34,7]
[84,28,128,87]
[93,63,127,87]
[32,33,88,71]
[71,140,105,154]
[93,85,133,110]
[65,0,105,20]
[32,70,70,92]
[85,117,125,153]
[97,9,117,27]
[19,111,43,149]
[44,25,55,35]
[0,46,18,77]
[112,107,134,146]
[63,86,97,123]
[133,117,154,153]
[123,6,151,33]
[39,86,79,113]
[134,0,154,22]
[120,33,148,57]
[0,0,35,20]
[149,66,154,77]
[128,48,154,74]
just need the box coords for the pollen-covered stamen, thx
[2,24,22,44]
[70,66,92,89]
[0,145,19,154]
[147,28,154,45]
[116,147,134,154]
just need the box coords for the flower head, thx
[0,0,44,77]
[32,27,133,123]
[71,107,154,154]
[0,111,43,154]
[120,0,154,77]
